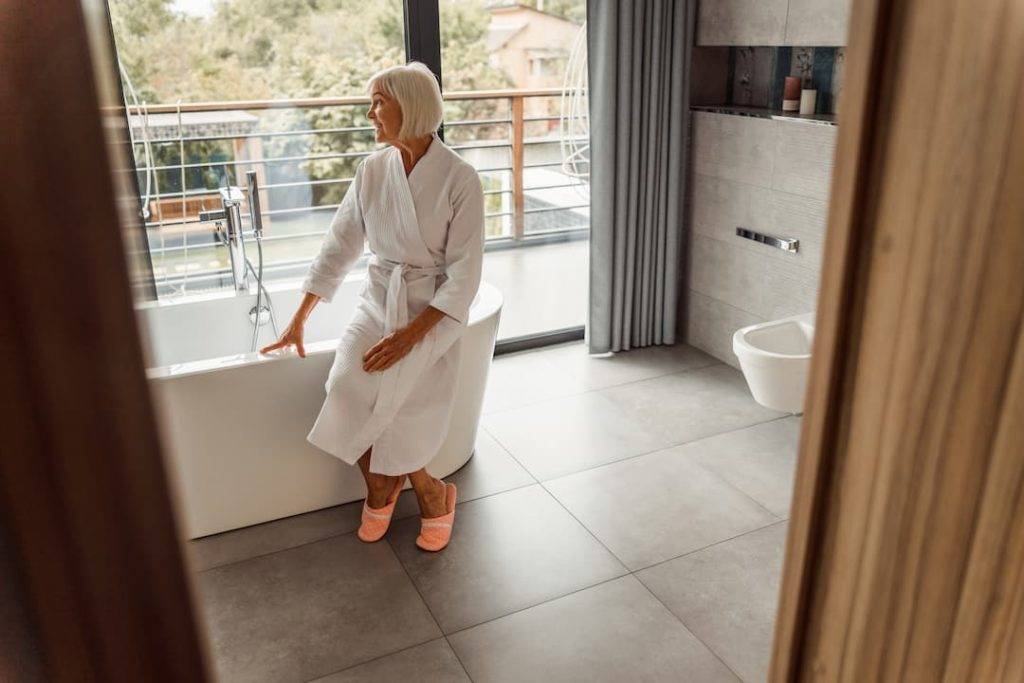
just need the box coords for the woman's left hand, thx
[363,327,422,372]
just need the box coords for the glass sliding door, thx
[439,0,589,341]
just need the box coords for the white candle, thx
[799,89,818,115]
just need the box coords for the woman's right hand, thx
[260,320,307,358]
[260,291,320,358]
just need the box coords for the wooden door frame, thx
[0,0,210,679]
[770,0,1024,678]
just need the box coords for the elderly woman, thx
[261,62,485,552]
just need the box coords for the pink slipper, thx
[357,474,406,542]
[416,482,457,552]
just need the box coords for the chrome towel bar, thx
[736,227,799,253]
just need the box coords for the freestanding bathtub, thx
[141,273,503,539]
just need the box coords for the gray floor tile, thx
[482,390,673,481]
[482,344,585,414]
[545,446,779,570]
[637,523,788,683]
[197,533,440,683]
[392,428,536,521]
[680,417,801,517]
[526,340,718,392]
[312,638,469,682]
[188,503,363,571]
[599,364,786,447]
[448,575,739,683]
[387,485,627,634]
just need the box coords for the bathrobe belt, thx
[369,254,447,416]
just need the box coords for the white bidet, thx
[732,312,815,414]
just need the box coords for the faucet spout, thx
[198,186,248,291]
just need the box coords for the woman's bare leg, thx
[357,447,399,508]
[407,468,449,518]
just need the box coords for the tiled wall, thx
[697,0,850,46]
[683,111,835,366]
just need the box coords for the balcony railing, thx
[128,88,590,297]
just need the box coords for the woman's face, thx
[367,86,402,144]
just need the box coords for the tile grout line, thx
[442,634,476,683]
[532,413,794,486]
[297,540,453,682]
[483,356,724,419]
[481,354,723,418]
[535,480,636,576]
[540,466,782,576]
[385,488,628,641]
[675,440,790,523]
[384,536,444,632]
[441,572,630,640]
[632,518,789,575]
[380,523,477,681]
[381,538,478,683]
[479,424,540,486]
[299,634,442,683]
[633,574,747,682]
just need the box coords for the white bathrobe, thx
[300,131,485,475]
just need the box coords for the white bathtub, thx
[140,273,503,539]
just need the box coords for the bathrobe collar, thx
[386,135,440,266]
[399,130,443,184]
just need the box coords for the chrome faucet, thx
[199,186,248,291]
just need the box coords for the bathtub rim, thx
[145,280,503,382]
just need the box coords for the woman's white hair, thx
[365,61,444,141]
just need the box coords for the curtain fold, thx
[587,0,695,353]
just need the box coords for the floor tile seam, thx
[631,570,747,683]
[442,635,476,683]
[383,536,446,632]
[537,480,634,572]
[673,446,787,522]
[477,428,544,485]
[543,459,785,575]
[535,413,797,485]
[481,358,725,417]
[442,572,630,639]
[194,481,540,573]
[297,633,446,682]
[671,412,799,521]
[633,412,796,458]
[630,519,789,574]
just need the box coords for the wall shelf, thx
[691,104,837,127]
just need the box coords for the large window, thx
[110,0,589,339]
[440,1,589,337]
[110,0,406,296]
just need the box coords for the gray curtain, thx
[587,0,695,353]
